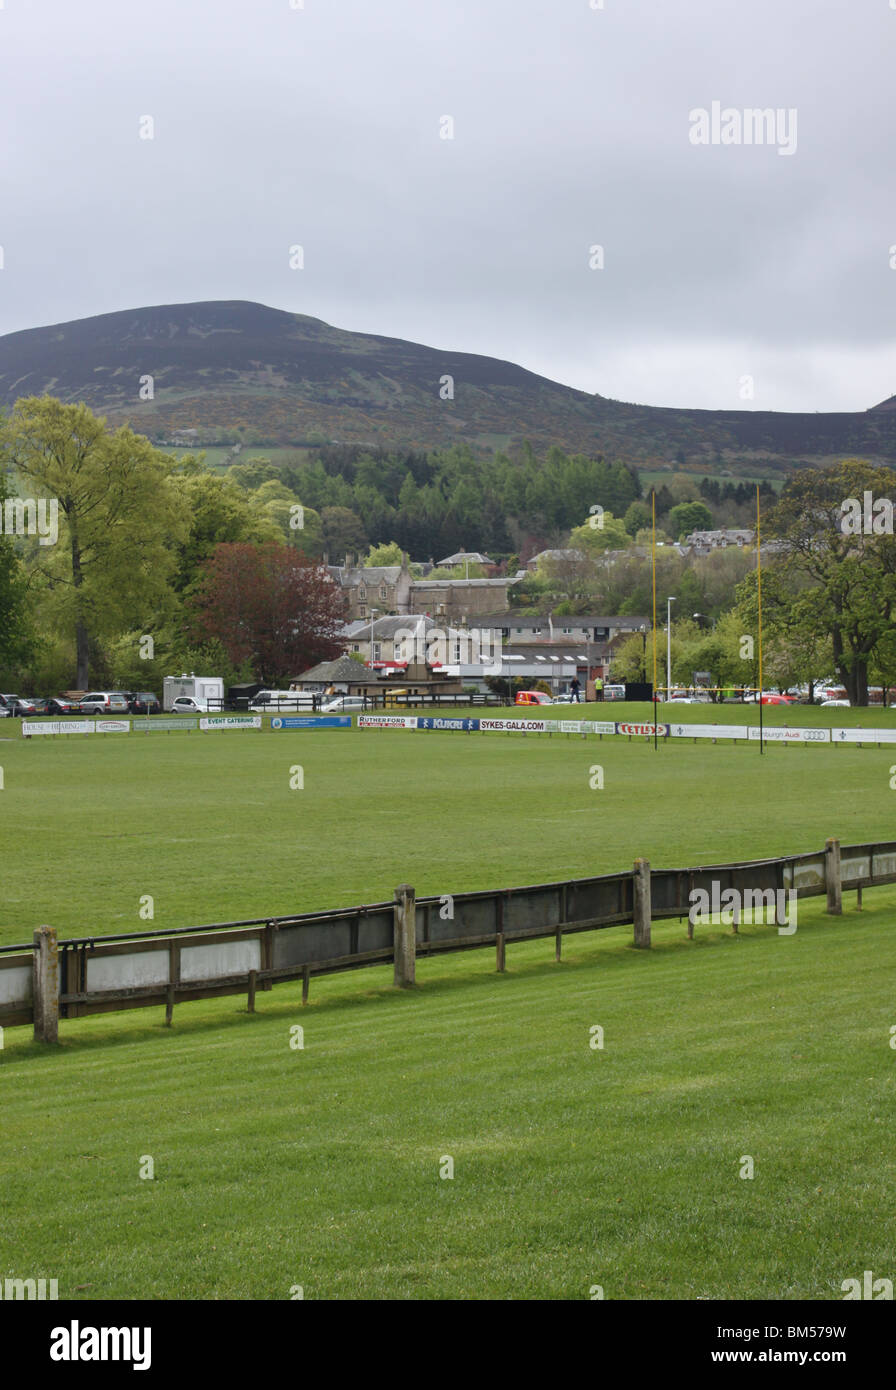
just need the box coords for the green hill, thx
[2,299,895,471]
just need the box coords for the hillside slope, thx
[1,299,894,468]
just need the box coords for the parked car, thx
[127,691,161,715]
[45,696,79,715]
[820,698,851,707]
[759,693,797,705]
[515,690,553,706]
[78,692,129,714]
[319,695,367,713]
[602,684,627,701]
[0,694,38,716]
[23,698,49,716]
[249,689,316,712]
[171,695,208,714]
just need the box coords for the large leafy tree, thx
[190,542,346,685]
[0,467,34,672]
[766,460,896,705]
[1,397,187,687]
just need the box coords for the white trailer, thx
[163,675,225,712]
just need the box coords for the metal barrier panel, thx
[872,847,896,883]
[273,918,357,968]
[0,954,32,1025]
[180,938,260,982]
[566,874,632,925]
[86,949,170,991]
[503,886,563,937]
[423,893,498,946]
[784,854,826,894]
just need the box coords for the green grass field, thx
[1,711,894,1299]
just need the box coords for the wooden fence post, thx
[496,932,506,973]
[393,884,416,987]
[825,838,842,915]
[33,925,59,1044]
[633,859,651,949]
[302,965,310,1005]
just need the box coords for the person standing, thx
[594,676,604,702]
[570,676,581,703]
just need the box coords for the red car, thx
[759,693,796,705]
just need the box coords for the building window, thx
[380,585,387,599]
[372,642,382,662]
[561,627,573,635]
[359,605,366,617]
[352,644,360,653]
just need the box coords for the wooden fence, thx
[1,837,893,1043]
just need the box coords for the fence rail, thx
[3,837,893,1043]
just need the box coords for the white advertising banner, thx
[479,718,548,733]
[22,720,93,737]
[199,716,262,731]
[747,726,829,743]
[668,723,750,740]
[830,726,896,744]
[95,720,130,733]
[357,715,419,729]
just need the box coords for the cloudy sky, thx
[1,0,894,412]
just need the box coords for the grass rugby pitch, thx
[0,705,894,1299]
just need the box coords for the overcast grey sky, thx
[1,0,894,412]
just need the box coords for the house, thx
[474,612,650,646]
[408,577,517,620]
[326,552,413,620]
[435,550,494,568]
[341,614,486,669]
[526,548,586,572]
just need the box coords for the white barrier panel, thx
[747,726,829,743]
[199,716,262,731]
[840,855,871,884]
[95,720,130,733]
[87,949,169,992]
[479,718,548,732]
[831,726,896,744]
[22,720,93,737]
[668,723,750,740]
[0,966,32,1006]
[180,938,261,983]
[358,715,419,729]
[559,720,617,735]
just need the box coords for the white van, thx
[249,689,317,712]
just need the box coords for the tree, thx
[623,501,653,537]
[1,397,188,687]
[365,541,404,567]
[766,460,896,705]
[667,501,713,539]
[321,506,368,558]
[568,510,631,554]
[190,542,346,685]
[169,469,281,593]
[0,468,34,672]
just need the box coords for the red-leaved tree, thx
[191,543,346,684]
